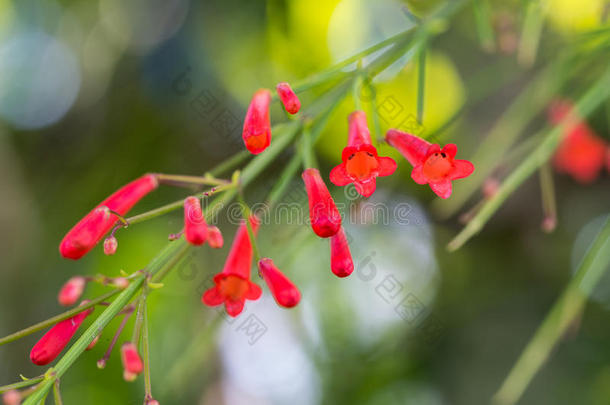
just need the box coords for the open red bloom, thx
[548,99,608,183]
[258,258,301,308]
[184,196,208,246]
[121,342,144,382]
[330,227,354,278]
[302,168,342,238]
[202,216,262,317]
[386,129,474,199]
[276,82,301,114]
[59,174,158,260]
[30,305,94,365]
[330,111,397,197]
[58,276,86,306]
[243,89,272,155]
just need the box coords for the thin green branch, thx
[492,216,610,405]
[448,66,610,250]
[473,0,496,52]
[416,45,427,124]
[52,379,63,405]
[0,376,44,394]
[0,290,120,347]
[142,300,153,402]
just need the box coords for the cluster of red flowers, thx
[548,98,610,184]
[23,80,477,401]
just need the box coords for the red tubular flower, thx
[386,129,474,199]
[58,276,86,306]
[121,342,144,382]
[242,89,272,155]
[30,306,94,365]
[207,226,224,248]
[59,174,158,260]
[302,168,342,238]
[330,227,354,278]
[330,111,397,197]
[276,82,301,114]
[548,99,608,183]
[183,196,208,246]
[202,216,262,317]
[258,258,301,308]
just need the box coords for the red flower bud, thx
[30,306,94,365]
[202,216,262,317]
[86,334,100,350]
[302,168,341,238]
[2,390,21,405]
[207,226,224,248]
[183,196,208,246]
[121,342,144,381]
[276,82,301,114]
[330,227,353,278]
[242,89,272,155]
[111,277,129,289]
[103,236,118,255]
[60,174,158,260]
[57,276,86,306]
[258,258,301,308]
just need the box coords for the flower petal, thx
[426,144,441,156]
[429,180,453,199]
[329,164,352,186]
[442,144,457,159]
[385,129,431,167]
[246,282,263,300]
[410,166,428,185]
[202,287,224,306]
[225,299,246,317]
[377,157,397,177]
[354,178,377,197]
[450,160,475,180]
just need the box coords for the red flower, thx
[58,276,86,306]
[30,305,94,365]
[59,174,158,260]
[258,258,301,308]
[548,99,608,183]
[330,227,354,278]
[183,196,208,246]
[2,390,21,405]
[386,129,474,199]
[103,236,118,255]
[330,111,397,197]
[243,89,272,155]
[121,342,144,381]
[276,82,301,114]
[207,226,224,248]
[202,216,262,317]
[302,168,342,238]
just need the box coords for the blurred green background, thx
[1,0,610,404]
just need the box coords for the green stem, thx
[416,45,426,124]
[492,216,610,405]
[22,241,191,405]
[142,301,153,401]
[155,173,229,187]
[352,72,363,111]
[52,380,63,405]
[0,290,120,347]
[207,150,251,177]
[448,66,610,251]
[539,161,557,232]
[473,0,496,52]
[265,154,302,210]
[0,377,44,394]
[300,125,317,170]
[237,193,261,262]
[131,296,145,347]
[518,0,549,67]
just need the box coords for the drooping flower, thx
[59,174,158,260]
[330,227,354,278]
[58,276,86,306]
[386,129,474,199]
[302,168,342,238]
[120,342,144,382]
[276,82,301,114]
[202,216,262,317]
[330,111,397,197]
[183,196,208,246]
[548,98,608,183]
[258,258,301,308]
[30,305,94,365]
[207,226,224,248]
[103,236,118,255]
[242,89,272,155]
